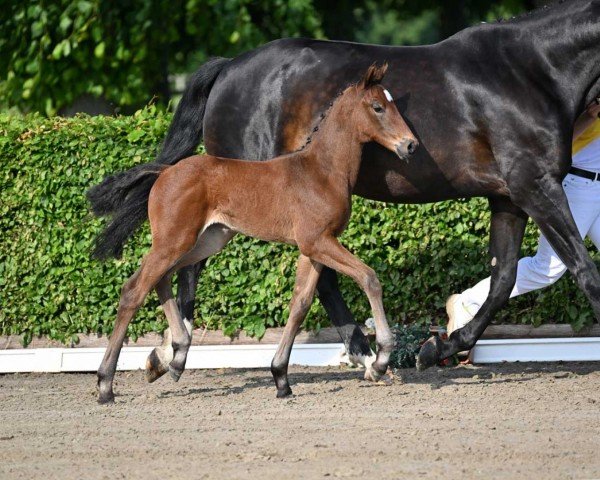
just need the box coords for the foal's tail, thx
[87,163,166,260]
[87,56,229,260]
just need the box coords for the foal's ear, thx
[359,63,388,89]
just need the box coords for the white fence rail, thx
[1,325,599,374]
[0,343,346,373]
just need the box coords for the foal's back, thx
[149,151,348,247]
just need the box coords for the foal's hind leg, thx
[154,277,192,382]
[418,198,528,369]
[145,225,235,382]
[271,255,323,398]
[97,251,176,404]
[146,262,204,381]
[145,276,194,382]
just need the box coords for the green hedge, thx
[0,110,596,346]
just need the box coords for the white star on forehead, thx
[383,89,393,102]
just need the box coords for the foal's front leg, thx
[145,227,235,382]
[316,268,376,368]
[271,255,323,397]
[307,236,394,381]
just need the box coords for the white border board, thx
[1,338,600,374]
[0,343,346,373]
[471,337,600,363]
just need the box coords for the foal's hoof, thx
[416,336,441,371]
[97,392,115,405]
[145,349,169,383]
[168,365,184,382]
[364,365,393,385]
[276,386,293,398]
[364,365,382,382]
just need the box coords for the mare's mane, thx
[494,0,568,24]
[454,0,582,36]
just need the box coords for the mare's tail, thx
[156,57,230,165]
[88,56,230,260]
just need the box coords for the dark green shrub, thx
[388,324,431,369]
[0,110,595,346]
[0,1,322,115]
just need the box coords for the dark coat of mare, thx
[95,0,600,373]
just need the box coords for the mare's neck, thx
[533,1,600,113]
[487,1,600,117]
[303,94,365,190]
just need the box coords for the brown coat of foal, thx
[96,64,418,404]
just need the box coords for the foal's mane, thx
[294,72,382,153]
[294,89,345,153]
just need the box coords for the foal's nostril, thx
[395,139,418,161]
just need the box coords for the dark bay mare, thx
[90,65,418,403]
[95,0,600,374]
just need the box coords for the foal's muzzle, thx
[395,139,419,162]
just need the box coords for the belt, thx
[569,166,600,181]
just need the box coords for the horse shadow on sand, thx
[152,361,599,400]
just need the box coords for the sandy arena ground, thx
[1,362,599,479]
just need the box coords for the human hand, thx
[586,98,600,119]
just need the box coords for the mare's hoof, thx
[416,336,441,371]
[168,365,184,382]
[276,386,293,398]
[145,349,169,383]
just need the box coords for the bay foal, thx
[94,64,418,404]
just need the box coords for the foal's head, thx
[350,63,418,160]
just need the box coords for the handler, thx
[447,100,600,333]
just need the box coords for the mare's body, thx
[98,0,600,371]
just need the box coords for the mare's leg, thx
[145,225,235,382]
[97,251,176,404]
[306,236,394,381]
[417,198,528,369]
[271,255,323,398]
[316,268,375,367]
[419,173,600,368]
[177,261,206,325]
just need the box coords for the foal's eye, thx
[372,102,384,113]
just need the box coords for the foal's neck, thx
[302,91,365,190]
